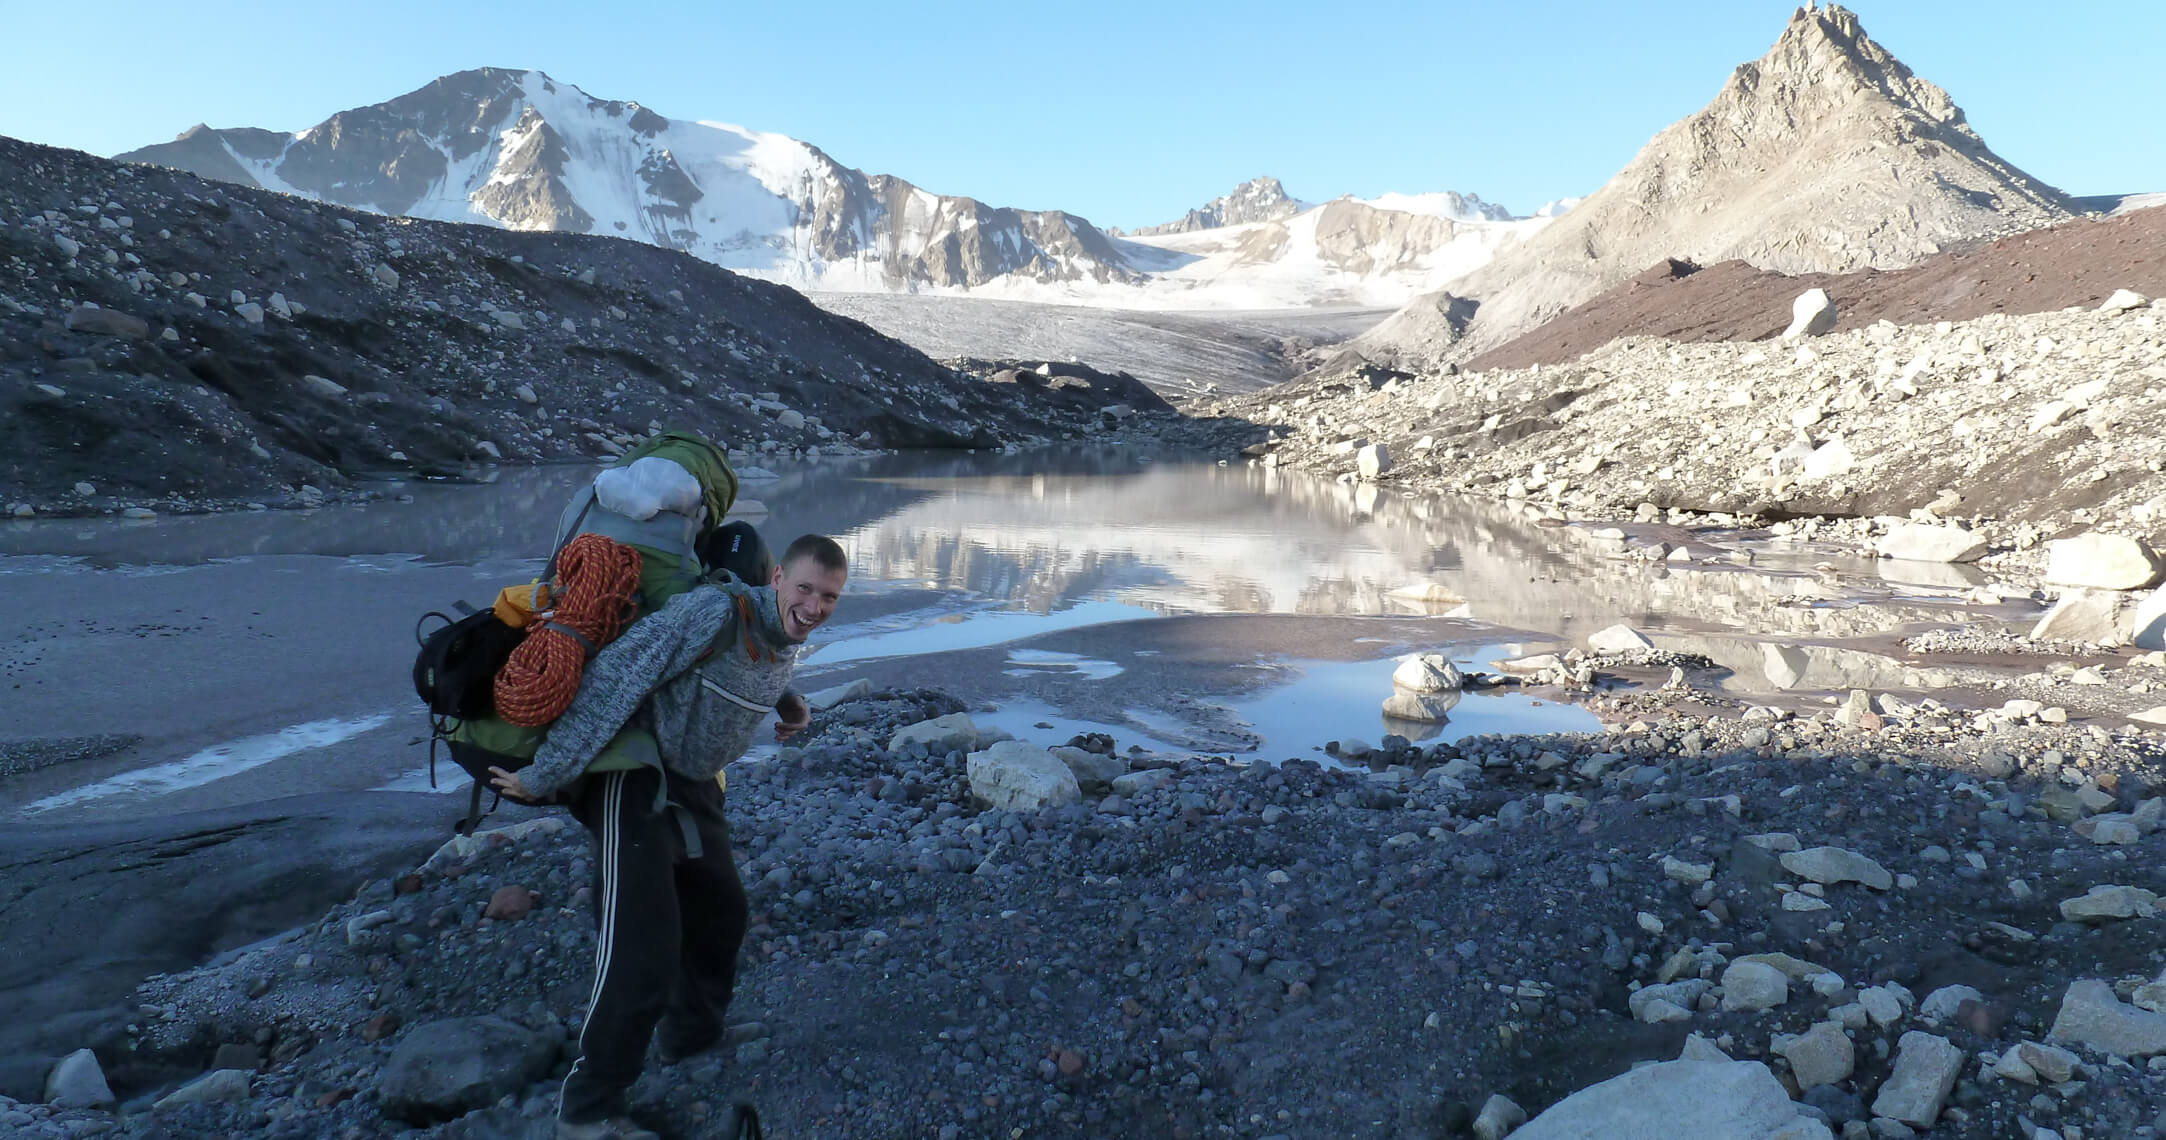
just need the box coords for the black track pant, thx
[559,766,749,1124]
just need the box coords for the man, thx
[490,534,849,1140]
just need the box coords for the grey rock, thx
[44,1049,113,1109]
[1775,1022,1855,1088]
[1875,524,1987,563]
[153,1068,251,1110]
[777,409,806,430]
[2048,979,2166,1057]
[300,374,348,399]
[377,1016,556,1124]
[1472,1092,1526,1140]
[965,740,1081,812]
[1588,623,1654,653]
[1512,1059,1823,1139]
[63,305,148,339]
[889,713,979,756]
[805,678,873,710]
[2032,589,2130,643]
[1780,846,1893,890]
[1918,984,1983,1023]
[2046,532,2164,590]
[2057,884,2159,922]
[1048,745,1124,793]
[53,233,81,259]
[1870,1032,1961,1127]
[1720,961,1790,1012]
[235,301,265,326]
[1391,653,1463,693]
[371,263,400,289]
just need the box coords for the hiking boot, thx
[555,1116,660,1140]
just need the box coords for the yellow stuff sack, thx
[492,581,554,628]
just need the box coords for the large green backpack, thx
[428,431,739,832]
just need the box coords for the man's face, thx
[771,556,846,641]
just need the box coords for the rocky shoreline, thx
[7,671,2161,1138]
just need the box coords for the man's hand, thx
[488,765,540,804]
[774,692,810,741]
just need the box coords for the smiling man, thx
[491,533,847,1140]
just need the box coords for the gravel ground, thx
[7,679,2163,1139]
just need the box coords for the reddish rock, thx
[315,1087,355,1109]
[1056,1049,1086,1077]
[359,1013,401,1043]
[484,885,535,921]
[393,874,424,895]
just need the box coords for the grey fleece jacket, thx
[520,577,802,799]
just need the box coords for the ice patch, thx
[808,600,1159,666]
[1003,649,1123,680]
[24,713,394,814]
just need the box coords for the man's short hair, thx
[781,534,847,574]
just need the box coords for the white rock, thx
[1720,961,1790,1012]
[1471,1093,1526,1140]
[2058,884,2160,922]
[777,409,806,431]
[1782,289,1837,340]
[1386,580,1463,604]
[266,292,292,320]
[71,481,95,497]
[2048,979,2166,1057]
[1511,1059,1824,1139]
[1871,1031,1963,1127]
[1801,436,1854,480]
[153,1068,252,1110]
[889,713,981,756]
[1774,1021,1855,1087]
[1780,846,1893,890]
[2126,587,2166,649]
[2032,589,2129,643]
[45,1048,115,1108]
[53,233,81,259]
[1661,856,1714,886]
[300,374,347,399]
[1860,986,1906,1028]
[2099,288,2150,313]
[1995,1041,2080,1085]
[1629,980,1712,1022]
[235,302,265,326]
[804,678,874,710]
[1588,624,1653,654]
[2047,533,2164,590]
[1392,653,1463,692]
[966,740,1081,812]
[1357,442,1392,479]
[1919,984,1984,1023]
[1876,523,1987,563]
[371,264,400,289]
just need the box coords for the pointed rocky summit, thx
[1125,177,1305,236]
[1354,2,2076,370]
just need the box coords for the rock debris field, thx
[7,673,2163,1139]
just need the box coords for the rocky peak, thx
[1349,1,2075,372]
[1125,176,1303,236]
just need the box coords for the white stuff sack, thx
[592,456,704,521]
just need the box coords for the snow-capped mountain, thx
[1120,177,1308,236]
[116,69,1546,311]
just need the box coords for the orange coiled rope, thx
[493,533,644,726]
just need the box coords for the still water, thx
[1,446,1997,819]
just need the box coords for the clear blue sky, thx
[1,1,2157,227]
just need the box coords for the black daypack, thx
[412,603,525,721]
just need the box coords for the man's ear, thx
[770,562,785,587]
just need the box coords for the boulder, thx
[377,1016,556,1124]
[1779,846,1892,890]
[1919,984,1984,1023]
[1588,624,1653,654]
[2127,587,2166,649]
[1773,1021,1854,1088]
[1871,1031,1962,1127]
[1720,961,1790,1012]
[1782,289,1837,340]
[1993,1041,2080,1085]
[2048,979,2166,1056]
[2046,533,2163,590]
[888,713,980,756]
[301,374,348,399]
[153,1068,251,1111]
[2058,884,2159,922]
[1875,523,1986,563]
[1392,653,1463,693]
[2031,589,2129,643]
[1357,442,1392,479]
[53,233,81,259]
[235,302,266,326]
[2099,288,2149,313]
[1511,1059,1825,1139]
[966,741,1081,812]
[44,1048,113,1109]
[777,409,806,430]
[1048,745,1125,793]
[63,305,148,339]
[371,264,401,289]
[805,678,874,710]
[1628,980,1711,1022]
[1801,436,1853,481]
